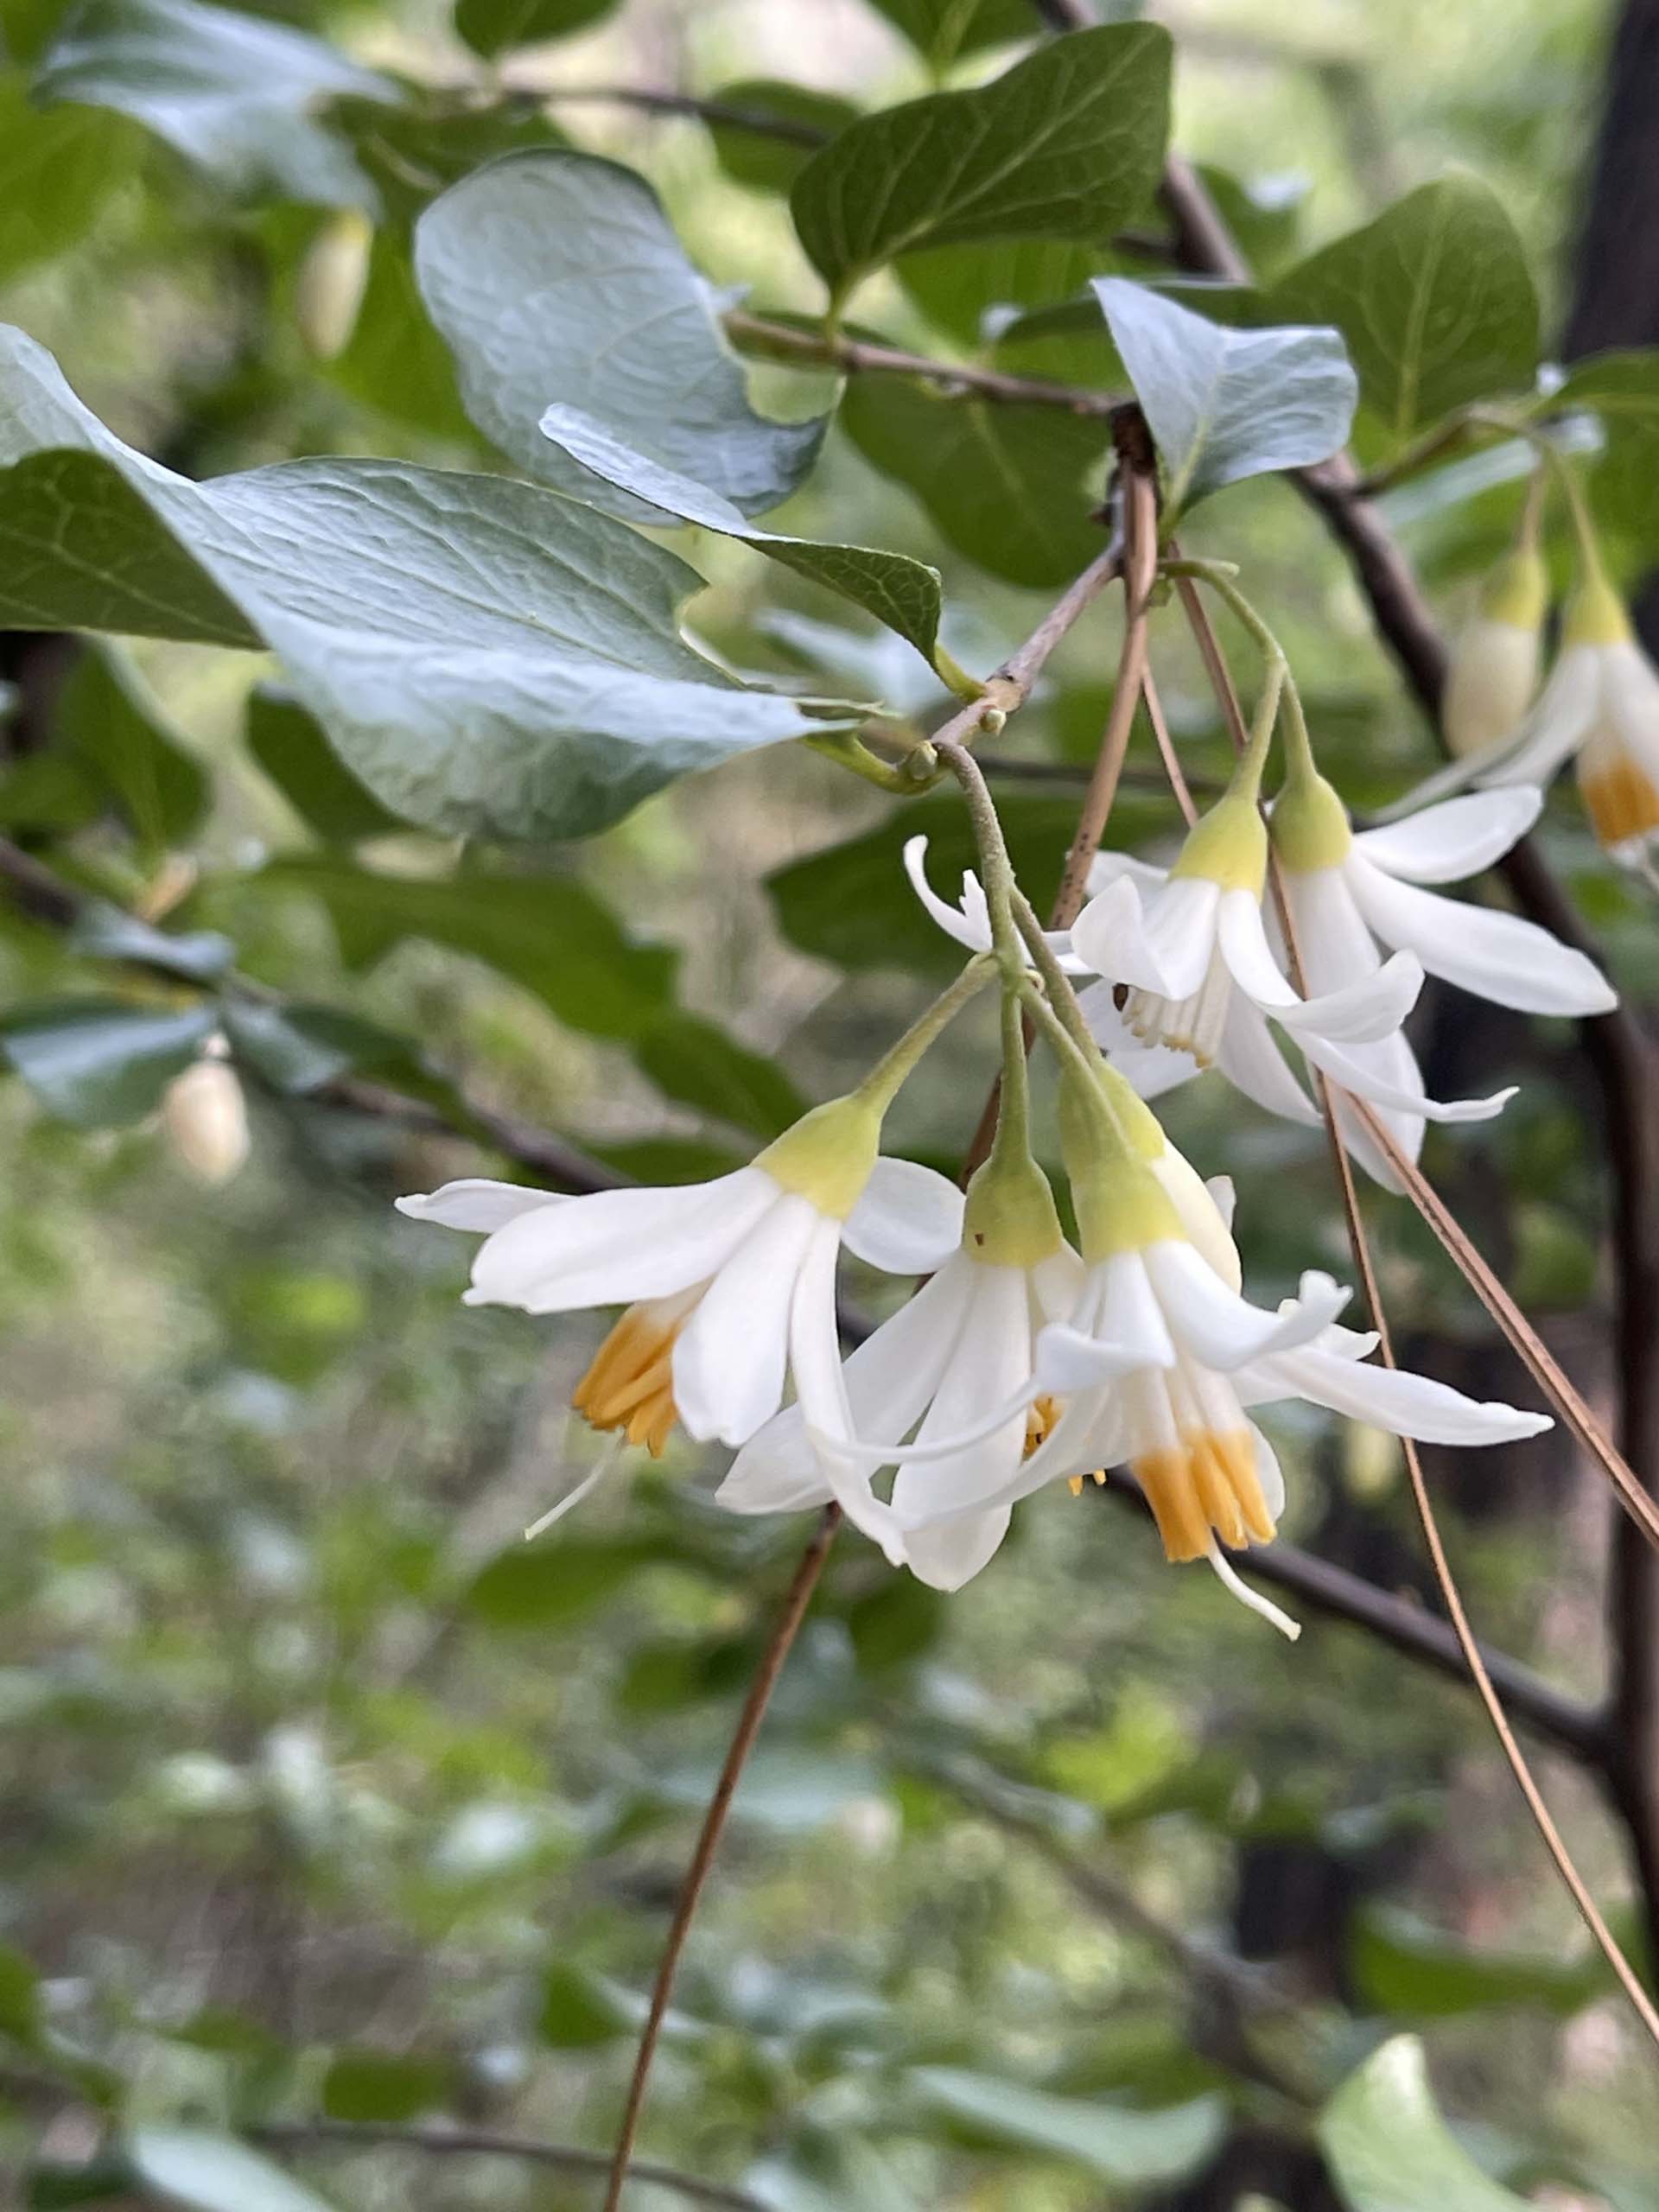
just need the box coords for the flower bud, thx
[1442,547,1547,758]
[162,1057,251,1184]
[296,210,372,362]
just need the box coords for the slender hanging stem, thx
[855,954,996,1113]
[600,1506,842,2212]
[1186,588,1659,2050]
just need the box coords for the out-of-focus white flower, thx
[1269,770,1615,1185]
[162,1052,250,1184]
[1442,542,1547,758]
[398,1097,965,1554]
[1478,574,1659,863]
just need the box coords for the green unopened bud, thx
[1270,766,1352,873]
[1170,791,1268,893]
[963,1148,1062,1268]
[758,1094,881,1218]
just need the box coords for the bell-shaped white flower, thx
[1067,788,1515,1161]
[1268,768,1615,1185]
[398,1094,965,1553]
[1478,573,1659,861]
[719,1148,1084,1590]
[885,1090,1552,1631]
[1442,539,1547,758]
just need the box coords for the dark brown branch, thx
[249,2121,764,2210]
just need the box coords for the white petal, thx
[1149,1147,1242,1291]
[903,834,993,955]
[1084,849,1170,899]
[1095,1249,1182,1366]
[1031,1243,1088,1325]
[842,1156,965,1273]
[1216,887,1300,1009]
[673,1193,819,1446]
[1080,982,1201,1100]
[397,1179,566,1233]
[1214,996,1320,1126]
[1297,1029,1515,1123]
[904,1506,1013,1590]
[1275,950,1425,1045]
[719,1261,975,1514]
[465,1168,772,1313]
[1351,788,1542,883]
[1250,1421,1286,1521]
[1344,852,1617,1016]
[1478,642,1601,786]
[892,1265,1033,1522]
[1603,639,1659,781]
[788,1224,910,1563]
[1140,875,1225,998]
[1252,1344,1553,1444]
[1145,1242,1350,1370]
[1207,1176,1236,1231]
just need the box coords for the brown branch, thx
[601,1506,840,2210]
[723,309,1126,418]
[249,2121,765,2211]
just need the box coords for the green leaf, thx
[767,793,1111,976]
[1094,278,1357,515]
[35,0,397,207]
[467,1538,658,1630]
[1319,2037,1529,2212]
[1350,1904,1608,2020]
[325,90,569,228]
[0,326,850,840]
[910,2069,1225,2186]
[0,75,141,282]
[790,25,1171,305]
[221,1001,425,1095]
[324,228,476,442]
[538,408,944,667]
[840,376,1112,588]
[704,79,855,196]
[126,2128,341,2212]
[257,857,676,1042]
[321,2048,452,2122]
[50,644,209,851]
[1548,350,1659,547]
[0,1943,41,2042]
[864,0,1037,71]
[70,904,234,982]
[453,0,619,61]
[416,150,826,521]
[1,998,214,1126]
[899,236,1114,350]
[1272,177,1540,446]
[634,1011,807,1141]
[245,687,404,844]
[538,1961,632,2047]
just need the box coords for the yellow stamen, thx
[1580,746,1659,853]
[1132,1428,1274,1564]
[1025,1395,1061,1457]
[1065,1470,1107,1498]
[572,1298,687,1458]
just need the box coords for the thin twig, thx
[1180,582,1659,2050]
[601,1506,841,2211]
[723,309,1127,418]
[249,2121,764,2211]
[1051,467,1160,926]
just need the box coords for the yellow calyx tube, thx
[1270,766,1353,874]
[756,1093,882,1219]
[1564,571,1632,652]
[963,1147,1062,1269]
[1169,790,1268,893]
[1058,1072,1182,1263]
[1480,543,1548,632]
[573,1293,691,1456]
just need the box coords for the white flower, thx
[397,1102,965,1553]
[162,1052,250,1184]
[720,1236,1084,1591]
[885,1161,1550,1633]
[1269,773,1615,1185]
[1477,575,1659,861]
[1442,544,1546,758]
